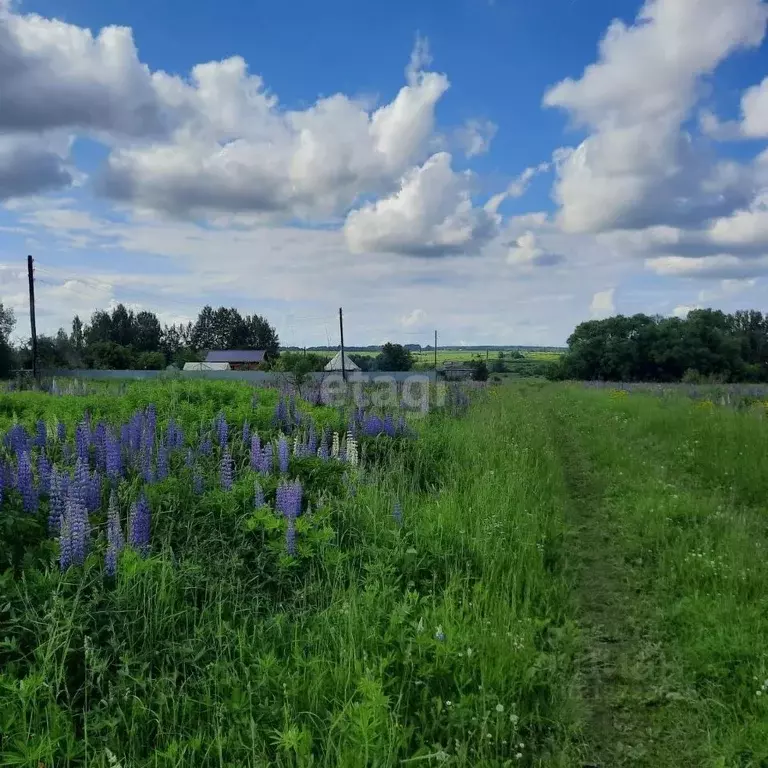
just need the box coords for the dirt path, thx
[550,407,699,768]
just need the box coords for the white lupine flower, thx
[332,431,340,458]
[293,435,301,455]
[346,432,358,466]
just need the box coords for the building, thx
[204,350,265,371]
[324,350,361,372]
[438,361,475,381]
[184,361,231,371]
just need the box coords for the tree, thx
[0,303,16,377]
[83,341,135,370]
[191,305,216,350]
[243,313,280,361]
[71,315,84,352]
[376,343,413,371]
[136,351,166,370]
[84,310,112,346]
[134,311,162,353]
[472,360,489,381]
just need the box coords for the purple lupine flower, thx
[105,490,125,577]
[193,471,203,494]
[220,448,233,491]
[37,453,52,496]
[274,397,289,432]
[56,421,66,442]
[199,435,212,456]
[318,432,329,461]
[72,458,90,508]
[59,512,72,571]
[383,415,396,438]
[285,517,297,556]
[88,473,102,513]
[144,404,157,449]
[307,423,318,455]
[141,448,154,484]
[362,414,385,437]
[242,422,251,445]
[75,420,91,464]
[62,444,73,464]
[277,435,289,474]
[157,446,168,481]
[250,433,261,470]
[16,451,38,513]
[128,494,151,556]
[259,444,273,475]
[276,479,302,519]
[393,501,403,527]
[397,415,407,436]
[67,492,90,566]
[34,419,47,448]
[48,469,66,535]
[5,423,28,454]
[106,432,122,481]
[93,423,107,471]
[215,412,228,447]
[254,480,265,508]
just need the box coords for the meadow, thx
[1,379,767,766]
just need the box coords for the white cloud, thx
[455,119,497,158]
[590,288,615,318]
[741,76,768,137]
[673,304,700,318]
[343,152,499,256]
[645,253,768,279]
[507,231,564,267]
[543,0,768,234]
[101,49,451,220]
[0,135,72,198]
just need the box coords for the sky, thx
[0,0,767,347]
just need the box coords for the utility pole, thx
[339,307,346,382]
[27,254,38,380]
[434,330,437,371]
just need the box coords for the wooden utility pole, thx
[339,307,346,382]
[27,255,38,380]
[434,330,437,371]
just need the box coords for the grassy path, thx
[540,386,768,767]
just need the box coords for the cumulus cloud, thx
[673,304,700,318]
[590,288,615,318]
[543,0,768,234]
[100,48,451,219]
[343,152,499,256]
[741,76,768,137]
[507,231,564,267]
[401,308,427,327]
[645,254,768,279]
[0,5,168,137]
[0,136,72,198]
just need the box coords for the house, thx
[184,361,231,371]
[204,350,265,371]
[438,361,475,381]
[324,350,361,372]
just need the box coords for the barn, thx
[204,350,266,371]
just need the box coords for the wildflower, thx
[106,431,122,481]
[393,501,403,527]
[318,431,329,460]
[331,431,340,458]
[48,469,67,535]
[128,494,151,556]
[67,492,90,566]
[278,434,289,474]
[215,412,228,446]
[141,447,154,484]
[250,433,261,469]
[56,421,66,442]
[157,446,169,481]
[37,453,52,495]
[220,448,234,491]
[199,435,212,455]
[346,432,359,466]
[193,471,203,495]
[4,423,28,454]
[285,517,297,556]
[105,490,125,577]
[16,451,38,513]
[144,404,157,448]
[34,419,47,448]
[260,444,273,475]
[87,473,102,513]
[242,422,251,444]
[59,512,72,571]
[435,625,445,642]
[383,414,395,437]
[185,449,194,468]
[254,480,265,508]
[307,423,318,455]
[75,419,91,464]
[495,703,504,713]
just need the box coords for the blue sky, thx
[0,0,767,346]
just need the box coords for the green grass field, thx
[1,380,767,766]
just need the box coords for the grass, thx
[2,379,767,766]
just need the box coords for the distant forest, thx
[555,309,768,383]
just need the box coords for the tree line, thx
[0,303,280,374]
[555,309,768,382]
